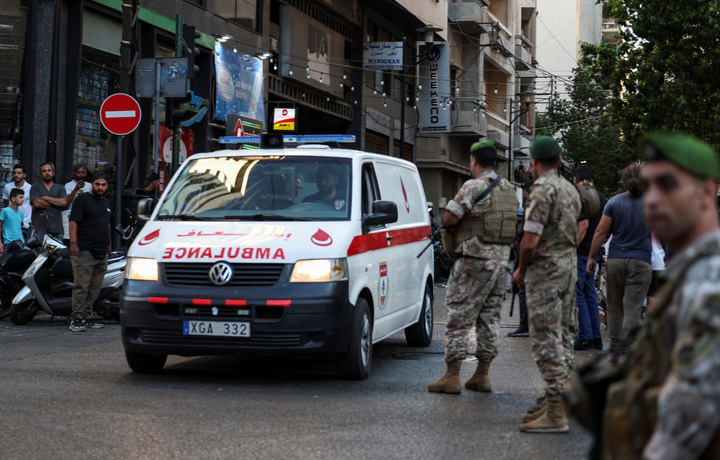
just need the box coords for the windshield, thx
[155,155,352,221]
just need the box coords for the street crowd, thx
[430,133,720,459]
[0,164,159,332]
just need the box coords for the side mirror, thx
[363,200,398,230]
[137,198,155,222]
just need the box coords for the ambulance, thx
[121,135,435,379]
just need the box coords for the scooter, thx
[9,235,126,325]
[0,240,40,319]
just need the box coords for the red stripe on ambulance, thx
[346,225,431,256]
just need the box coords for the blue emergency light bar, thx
[219,134,356,144]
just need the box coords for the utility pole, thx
[118,0,138,249]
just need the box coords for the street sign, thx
[100,93,142,136]
[136,58,190,98]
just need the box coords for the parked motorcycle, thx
[0,240,40,319]
[9,235,126,325]
[433,241,455,281]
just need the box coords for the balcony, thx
[448,1,492,35]
[452,108,488,136]
[512,134,531,154]
[602,19,620,45]
[515,44,532,71]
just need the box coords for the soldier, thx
[428,140,518,394]
[512,136,581,433]
[601,133,720,459]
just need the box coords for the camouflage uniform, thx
[444,170,512,363]
[523,169,581,402]
[638,229,720,459]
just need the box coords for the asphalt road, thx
[0,283,594,460]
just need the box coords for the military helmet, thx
[577,183,600,220]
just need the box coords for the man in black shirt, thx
[68,172,112,332]
[573,166,607,350]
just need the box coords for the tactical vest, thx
[602,246,720,459]
[454,177,518,245]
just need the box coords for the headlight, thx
[290,258,348,283]
[126,258,159,281]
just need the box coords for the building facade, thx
[0,0,537,213]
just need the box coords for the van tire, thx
[337,298,372,380]
[404,283,433,347]
[126,351,167,374]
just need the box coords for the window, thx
[216,0,261,31]
[157,156,352,221]
[361,163,380,216]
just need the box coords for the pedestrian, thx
[508,182,533,338]
[572,165,607,351]
[646,233,666,308]
[30,162,67,242]
[512,136,581,433]
[2,164,32,240]
[600,132,720,459]
[63,164,92,240]
[68,172,112,332]
[586,164,652,355]
[428,140,518,394]
[0,188,26,254]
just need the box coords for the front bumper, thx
[121,279,353,357]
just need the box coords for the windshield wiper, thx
[156,214,211,221]
[224,213,317,221]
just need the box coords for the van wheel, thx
[337,298,372,380]
[9,300,38,325]
[405,283,433,347]
[126,351,167,374]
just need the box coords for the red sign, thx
[100,93,142,135]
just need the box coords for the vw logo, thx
[209,262,233,286]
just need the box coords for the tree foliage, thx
[589,0,720,150]
[536,44,636,196]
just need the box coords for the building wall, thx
[396,0,448,41]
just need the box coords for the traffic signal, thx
[183,24,201,79]
[165,98,190,130]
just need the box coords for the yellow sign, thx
[273,108,296,131]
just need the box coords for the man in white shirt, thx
[63,164,92,240]
[2,164,32,240]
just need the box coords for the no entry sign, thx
[100,93,142,136]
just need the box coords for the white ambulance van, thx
[121,142,434,379]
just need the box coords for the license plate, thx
[183,320,251,337]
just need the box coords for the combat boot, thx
[519,401,569,433]
[464,360,491,392]
[525,394,546,412]
[521,404,545,422]
[428,360,462,394]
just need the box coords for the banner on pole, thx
[417,44,451,134]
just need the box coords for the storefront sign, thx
[214,45,265,124]
[273,108,296,131]
[159,123,195,164]
[363,42,404,71]
[418,44,451,134]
